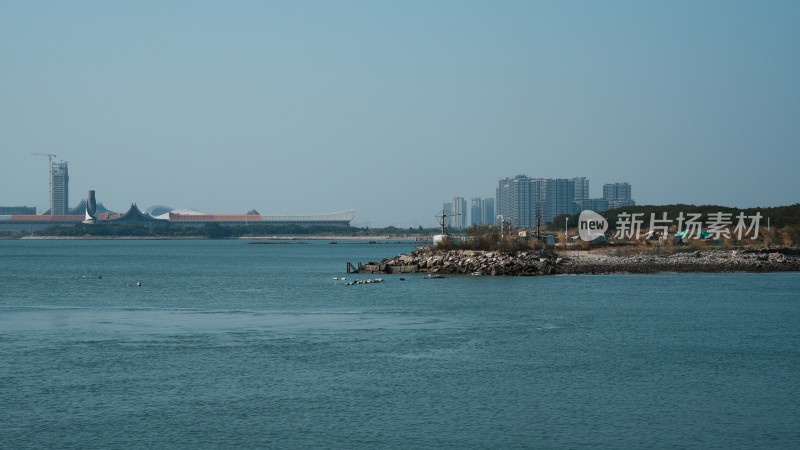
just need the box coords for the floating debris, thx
[345,278,384,286]
[74,275,103,280]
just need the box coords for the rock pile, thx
[379,248,559,276]
[374,247,800,276]
[559,250,799,274]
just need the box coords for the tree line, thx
[29,223,439,238]
[549,203,800,230]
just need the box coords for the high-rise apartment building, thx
[496,175,523,228]
[573,177,589,202]
[470,198,482,226]
[50,161,69,215]
[451,197,467,229]
[481,198,495,225]
[496,175,543,228]
[542,178,576,223]
[603,182,635,209]
[603,182,631,201]
[497,175,586,227]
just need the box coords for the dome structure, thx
[148,206,206,220]
[145,205,174,218]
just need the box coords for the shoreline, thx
[368,247,800,276]
[11,235,423,241]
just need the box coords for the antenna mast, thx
[435,208,461,235]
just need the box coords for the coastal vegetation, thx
[434,225,547,252]
[550,203,800,230]
[544,203,800,250]
[29,222,362,239]
[24,222,441,239]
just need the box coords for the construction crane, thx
[30,152,57,163]
[30,153,57,214]
[30,152,57,171]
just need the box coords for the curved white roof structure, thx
[142,206,354,226]
[147,206,207,220]
[145,205,173,218]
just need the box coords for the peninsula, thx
[359,247,800,276]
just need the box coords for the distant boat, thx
[424,274,445,279]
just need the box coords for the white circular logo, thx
[578,210,608,241]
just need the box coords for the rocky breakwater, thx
[379,248,561,276]
[559,249,800,274]
[375,247,800,276]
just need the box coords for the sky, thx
[1,1,798,227]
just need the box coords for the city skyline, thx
[493,175,629,228]
[6,160,644,232]
[2,2,798,227]
[4,154,795,229]
[441,176,630,230]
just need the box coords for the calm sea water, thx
[1,240,799,449]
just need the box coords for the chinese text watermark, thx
[578,210,762,241]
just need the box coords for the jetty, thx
[362,247,800,276]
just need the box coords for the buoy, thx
[136,281,142,287]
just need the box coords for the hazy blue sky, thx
[2,1,798,227]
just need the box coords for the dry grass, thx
[562,225,800,257]
[438,225,799,255]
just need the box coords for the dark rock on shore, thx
[375,247,800,276]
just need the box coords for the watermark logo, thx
[578,210,608,241]
[614,211,762,241]
[576,210,763,241]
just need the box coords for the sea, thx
[1,239,799,449]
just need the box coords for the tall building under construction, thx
[50,161,69,215]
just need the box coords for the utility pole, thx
[497,214,504,240]
[30,153,57,214]
[434,208,450,236]
[436,208,461,236]
[436,208,448,235]
[536,211,541,240]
